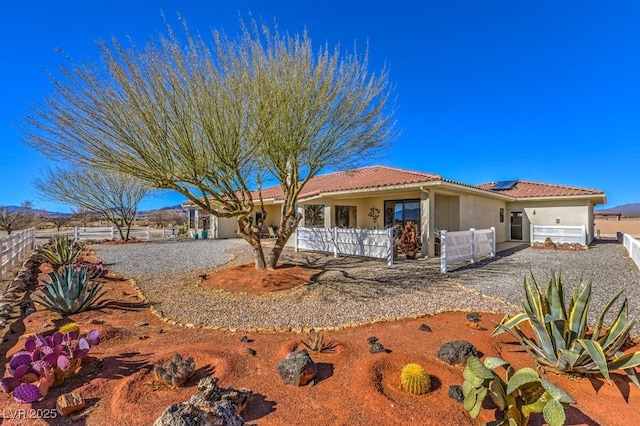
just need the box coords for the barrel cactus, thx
[400,363,430,395]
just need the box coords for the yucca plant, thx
[32,265,106,315]
[493,272,640,387]
[36,235,84,270]
[462,356,575,426]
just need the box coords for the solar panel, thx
[492,180,518,190]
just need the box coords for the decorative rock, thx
[90,319,105,325]
[137,322,149,327]
[276,349,317,386]
[154,377,251,426]
[466,312,481,323]
[418,324,432,332]
[366,336,378,345]
[369,342,387,354]
[448,385,464,402]
[246,348,256,357]
[57,392,85,416]
[240,335,250,343]
[437,340,478,366]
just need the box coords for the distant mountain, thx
[135,204,185,220]
[1,205,70,217]
[596,203,640,217]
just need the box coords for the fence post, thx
[110,227,115,240]
[333,227,339,258]
[581,225,586,245]
[74,226,79,243]
[440,230,447,273]
[530,224,535,245]
[294,228,299,253]
[490,227,496,257]
[386,228,393,266]
[470,228,476,263]
[146,226,150,241]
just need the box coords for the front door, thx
[510,211,523,240]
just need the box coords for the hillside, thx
[596,202,640,217]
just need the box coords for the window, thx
[335,205,357,228]
[304,205,325,227]
[384,199,420,230]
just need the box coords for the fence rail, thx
[440,227,495,273]
[623,234,640,271]
[74,226,150,242]
[1,228,36,278]
[295,227,394,265]
[530,224,586,245]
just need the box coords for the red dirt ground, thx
[1,259,639,425]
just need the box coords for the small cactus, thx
[400,363,430,395]
[154,353,196,387]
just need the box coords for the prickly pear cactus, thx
[399,363,430,395]
[154,353,196,387]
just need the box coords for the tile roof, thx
[256,166,442,200]
[476,180,605,198]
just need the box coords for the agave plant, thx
[493,272,640,386]
[36,235,84,270]
[32,265,106,315]
[462,356,575,426]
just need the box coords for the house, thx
[182,165,606,256]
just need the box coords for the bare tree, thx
[48,215,70,232]
[70,207,99,227]
[23,17,396,269]
[33,167,152,241]
[0,202,37,234]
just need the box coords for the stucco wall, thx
[434,194,460,231]
[506,200,591,242]
[595,218,640,238]
[459,195,508,242]
[217,216,238,239]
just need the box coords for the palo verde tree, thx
[33,167,152,241]
[23,16,396,269]
[0,201,37,234]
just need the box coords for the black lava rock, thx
[448,385,464,402]
[436,340,479,365]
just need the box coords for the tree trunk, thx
[236,216,267,269]
[266,213,302,269]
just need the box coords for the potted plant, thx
[399,221,420,259]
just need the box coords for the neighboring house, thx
[182,165,606,256]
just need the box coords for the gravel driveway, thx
[91,238,640,334]
[448,240,640,331]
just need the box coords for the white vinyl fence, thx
[623,233,640,271]
[530,225,586,245]
[440,227,495,273]
[1,228,36,278]
[74,226,150,242]
[295,227,394,265]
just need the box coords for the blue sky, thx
[2,1,639,212]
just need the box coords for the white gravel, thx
[90,238,640,335]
